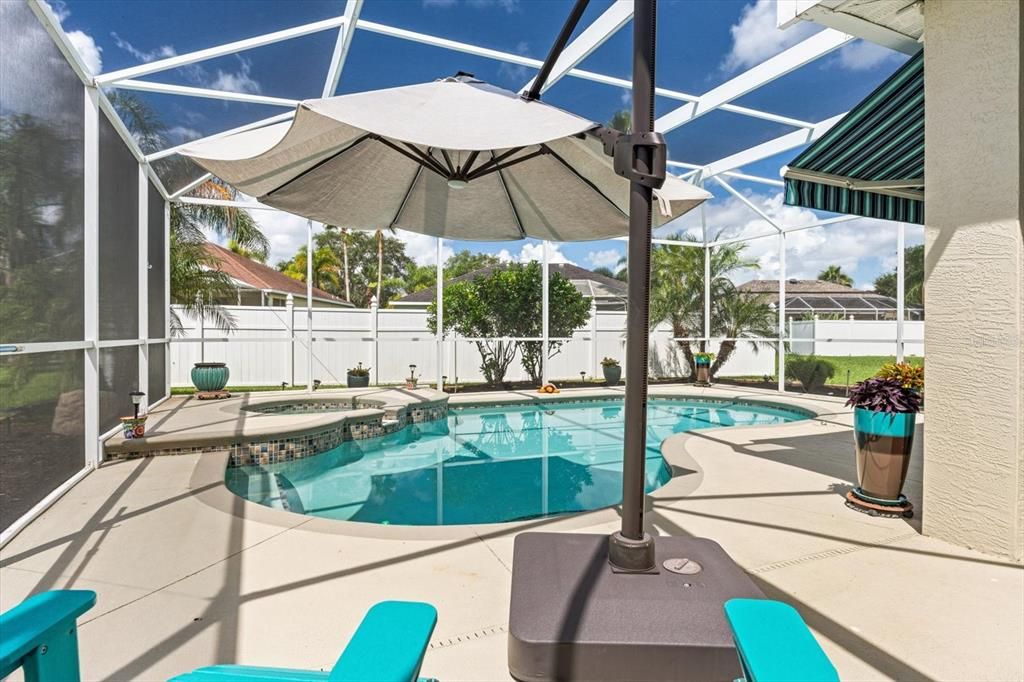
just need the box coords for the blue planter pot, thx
[191,362,230,392]
[853,407,916,502]
[347,373,370,388]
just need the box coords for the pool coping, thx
[187,386,845,541]
[103,388,449,464]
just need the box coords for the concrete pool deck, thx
[1,385,1021,681]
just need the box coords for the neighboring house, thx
[197,242,352,308]
[391,263,628,311]
[738,279,923,320]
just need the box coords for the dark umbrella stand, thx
[507,2,764,679]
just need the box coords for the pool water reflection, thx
[225,398,808,525]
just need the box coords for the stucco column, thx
[923,0,1022,560]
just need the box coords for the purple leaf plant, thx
[845,377,922,414]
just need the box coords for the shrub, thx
[600,357,619,367]
[846,377,923,413]
[875,362,923,390]
[347,362,370,377]
[785,355,837,392]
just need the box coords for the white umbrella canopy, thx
[182,74,710,242]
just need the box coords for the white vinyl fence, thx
[169,302,777,387]
[789,319,924,356]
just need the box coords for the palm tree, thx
[323,225,351,302]
[280,245,341,291]
[708,291,777,377]
[109,92,269,332]
[608,109,632,133]
[818,264,854,287]
[648,231,771,378]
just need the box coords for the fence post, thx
[286,293,294,386]
[589,298,598,379]
[896,221,906,362]
[370,295,379,385]
[776,232,786,392]
[196,291,205,363]
[541,241,550,385]
[436,237,444,390]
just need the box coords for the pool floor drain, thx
[663,558,702,575]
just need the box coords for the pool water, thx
[226,398,808,526]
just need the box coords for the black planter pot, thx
[347,373,370,388]
[602,364,621,386]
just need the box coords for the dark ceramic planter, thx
[602,364,621,386]
[347,373,370,388]
[695,364,711,384]
[191,362,229,392]
[853,407,915,502]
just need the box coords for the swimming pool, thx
[225,398,809,526]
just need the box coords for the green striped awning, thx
[784,50,923,224]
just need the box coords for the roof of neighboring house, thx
[202,242,350,305]
[392,262,627,305]
[738,279,921,314]
[738,279,873,295]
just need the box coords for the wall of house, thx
[923,0,1022,561]
[167,305,776,387]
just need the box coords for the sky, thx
[54,0,924,289]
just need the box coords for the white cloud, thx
[586,249,623,270]
[394,230,455,266]
[66,30,102,75]
[209,56,261,94]
[111,32,176,63]
[721,0,817,72]
[47,0,70,22]
[423,0,520,12]
[497,41,531,84]
[496,242,575,265]
[661,189,906,287]
[834,40,901,71]
[166,125,203,144]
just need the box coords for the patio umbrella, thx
[180,75,709,242]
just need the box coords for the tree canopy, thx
[817,264,854,287]
[873,244,924,306]
[427,262,589,386]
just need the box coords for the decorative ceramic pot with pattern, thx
[120,416,147,439]
[191,362,230,392]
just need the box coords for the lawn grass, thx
[811,355,923,387]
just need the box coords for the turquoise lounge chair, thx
[172,601,438,682]
[724,599,839,682]
[0,589,97,682]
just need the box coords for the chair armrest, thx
[330,601,437,682]
[0,590,97,678]
[724,598,838,682]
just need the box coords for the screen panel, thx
[0,351,85,529]
[98,115,140,341]
[148,182,166,338]
[0,2,85,344]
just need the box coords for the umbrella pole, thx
[608,0,659,572]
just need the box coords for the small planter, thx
[602,364,621,386]
[695,363,711,385]
[120,415,147,439]
[347,373,370,388]
[853,407,915,502]
[405,379,418,389]
[191,362,229,392]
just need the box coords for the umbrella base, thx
[508,532,763,682]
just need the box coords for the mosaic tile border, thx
[105,402,449,467]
